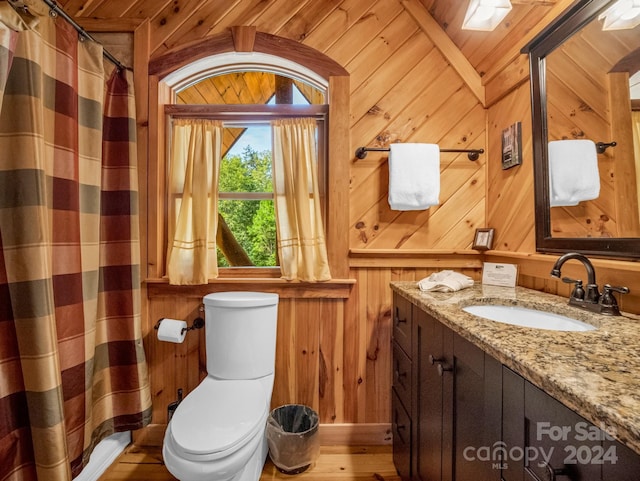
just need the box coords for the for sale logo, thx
[463,422,618,469]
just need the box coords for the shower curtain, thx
[0,3,151,481]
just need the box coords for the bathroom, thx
[1,0,639,480]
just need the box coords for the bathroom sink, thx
[462,305,597,332]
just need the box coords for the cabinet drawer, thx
[392,390,412,480]
[393,341,412,409]
[393,295,411,355]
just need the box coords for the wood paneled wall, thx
[144,266,482,439]
[73,0,640,446]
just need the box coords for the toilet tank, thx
[203,291,279,380]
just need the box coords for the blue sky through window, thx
[226,86,308,157]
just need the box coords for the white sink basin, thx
[462,305,596,332]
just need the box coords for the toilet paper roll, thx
[157,318,187,343]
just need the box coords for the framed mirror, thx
[524,0,640,259]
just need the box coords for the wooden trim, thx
[231,26,257,52]
[318,423,392,446]
[149,30,349,78]
[327,75,350,279]
[145,278,356,299]
[165,104,328,118]
[486,251,640,275]
[133,423,391,447]
[134,19,150,281]
[349,249,484,268]
[401,0,485,106]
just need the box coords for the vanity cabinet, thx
[392,294,413,480]
[502,366,640,481]
[392,293,640,481]
[392,294,502,481]
[503,367,601,481]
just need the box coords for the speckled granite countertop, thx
[391,281,640,455]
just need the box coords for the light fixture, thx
[462,0,512,31]
[599,0,640,30]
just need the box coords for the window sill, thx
[145,277,356,299]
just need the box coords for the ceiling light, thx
[599,0,640,30]
[462,0,512,31]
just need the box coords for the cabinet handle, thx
[428,354,444,365]
[429,354,453,375]
[394,368,408,383]
[525,463,569,481]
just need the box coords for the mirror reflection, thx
[545,9,640,239]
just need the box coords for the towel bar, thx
[355,146,484,161]
[595,141,616,154]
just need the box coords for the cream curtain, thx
[272,118,331,281]
[167,119,222,284]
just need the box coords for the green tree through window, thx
[217,143,276,267]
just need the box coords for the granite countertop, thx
[391,281,640,455]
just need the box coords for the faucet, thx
[550,252,629,316]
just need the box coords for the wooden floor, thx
[97,445,402,481]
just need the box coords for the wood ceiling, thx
[58,0,562,78]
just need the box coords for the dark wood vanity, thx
[392,291,640,481]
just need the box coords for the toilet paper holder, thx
[154,316,205,335]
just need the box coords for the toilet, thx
[162,291,279,481]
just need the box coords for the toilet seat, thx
[170,377,268,459]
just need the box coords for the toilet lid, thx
[170,378,267,456]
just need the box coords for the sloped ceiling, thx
[59,0,562,78]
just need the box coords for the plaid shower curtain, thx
[0,4,151,481]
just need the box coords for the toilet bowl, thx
[162,292,279,481]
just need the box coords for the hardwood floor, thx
[97,445,402,481]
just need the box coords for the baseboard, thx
[319,423,392,446]
[74,431,131,481]
[133,423,392,447]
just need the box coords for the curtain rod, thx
[40,0,127,71]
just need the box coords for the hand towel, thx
[388,143,440,211]
[548,140,600,207]
[418,270,474,293]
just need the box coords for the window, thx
[167,70,327,270]
[217,124,275,267]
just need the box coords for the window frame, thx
[165,104,328,276]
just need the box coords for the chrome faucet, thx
[550,252,629,316]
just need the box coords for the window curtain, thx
[0,4,151,480]
[166,119,222,285]
[272,118,331,281]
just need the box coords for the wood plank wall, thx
[76,0,640,446]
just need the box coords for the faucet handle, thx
[599,285,629,316]
[562,277,585,300]
[604,284,630,295]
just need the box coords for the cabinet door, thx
[392,389,412,480]
[502,367,525,481]
[416,308,449,481]
[524,382,601,481]
[602,439,640,481]
[452,333,502,481]
[393,294,412,356]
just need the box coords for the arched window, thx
[146,28,350,281]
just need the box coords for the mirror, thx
[524,0,640,259]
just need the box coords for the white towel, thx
[388,143,440,211]
[418,270,474,293]
[548,140,600,207]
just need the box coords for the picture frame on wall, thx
[472,228,495,251]
[501,122,522,170]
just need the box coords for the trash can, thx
[266,404,320,474]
